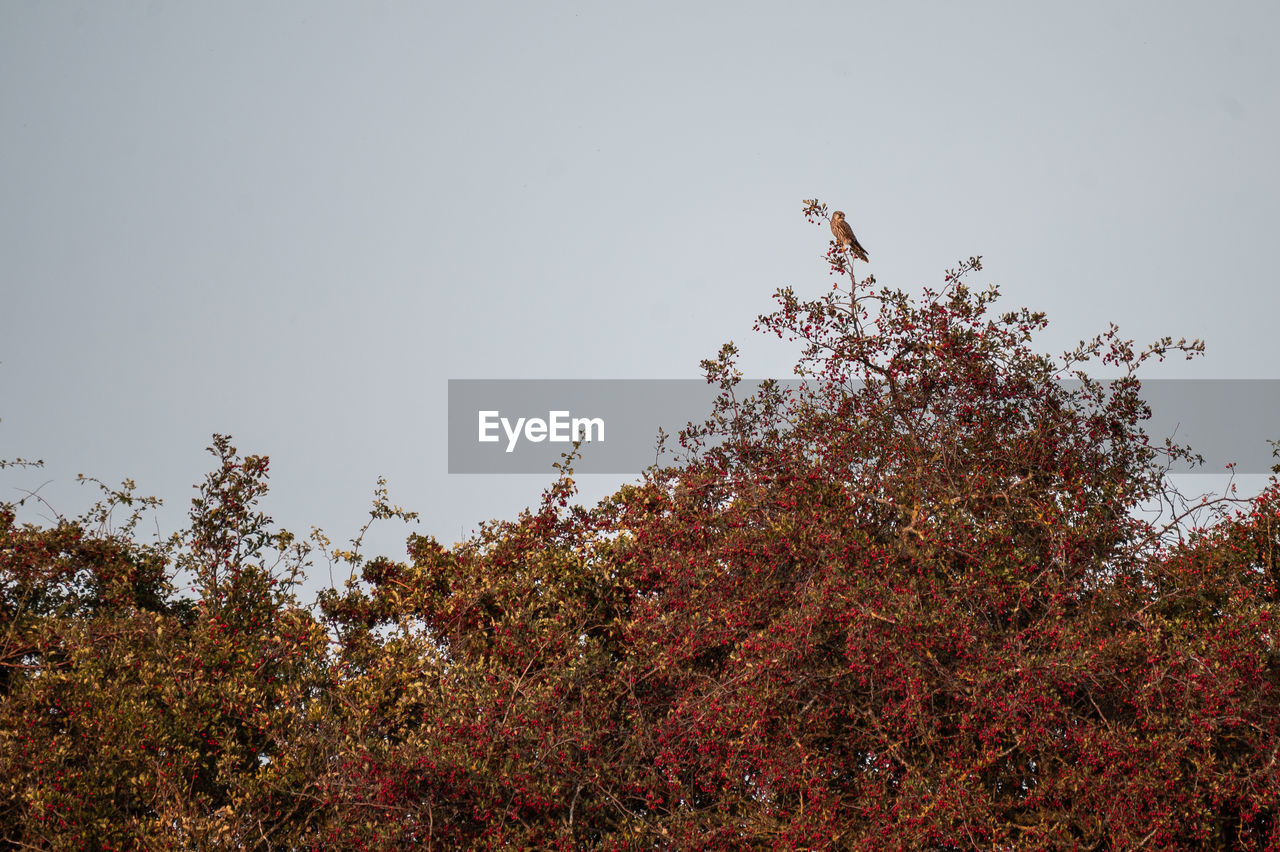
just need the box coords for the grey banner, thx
[1139,380,1280,474]
[448,379,1280,475]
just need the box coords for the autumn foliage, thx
[3,203,1280,849]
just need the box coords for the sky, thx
[2,1,1278,599]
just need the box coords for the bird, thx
[830,211,869,262]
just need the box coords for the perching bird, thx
[830,211,869,262]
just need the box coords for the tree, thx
[305,467,654,849]
[310,201,1280,848]
[0,437,328,849]
[3,201,1278,848]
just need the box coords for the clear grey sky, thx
[3,1,1278,596]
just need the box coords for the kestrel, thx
[830,211,869,262]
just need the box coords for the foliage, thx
[2,203,1278,848]
[1,437,328,849]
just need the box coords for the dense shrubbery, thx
[4,205,1278,849]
